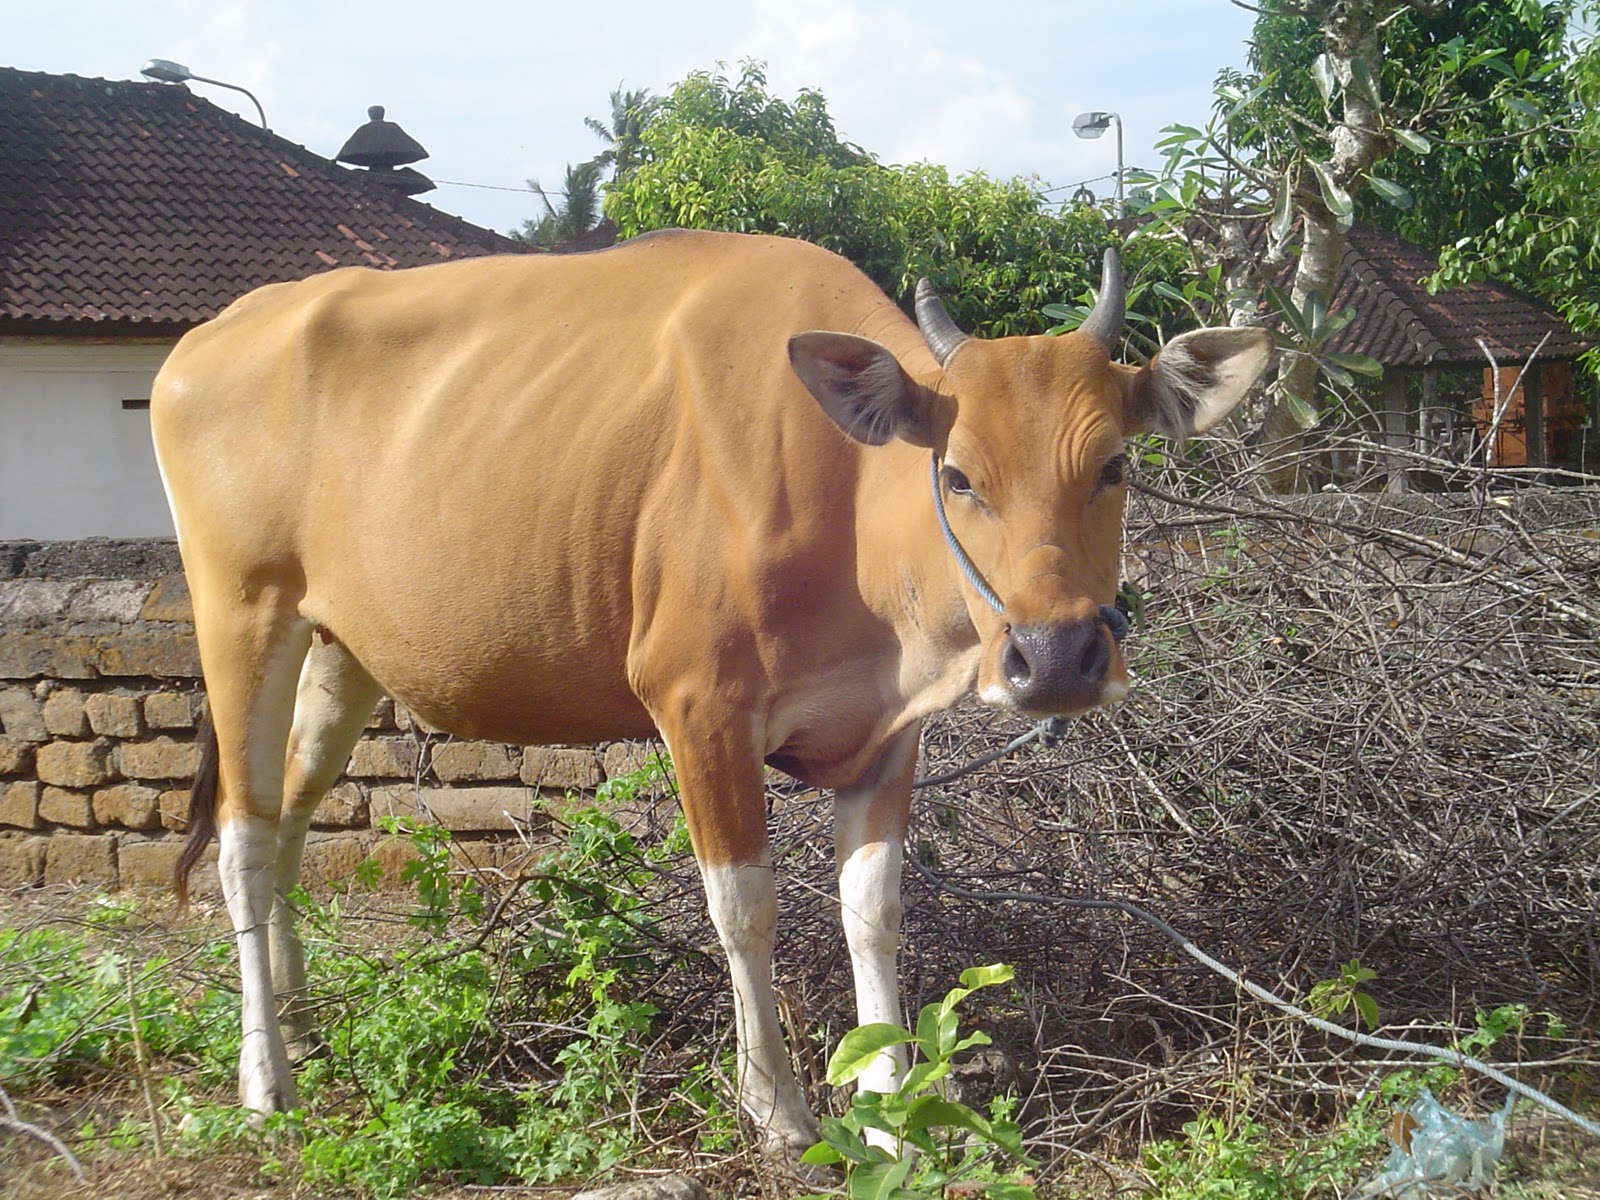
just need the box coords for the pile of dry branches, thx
[483,451,1599,1174]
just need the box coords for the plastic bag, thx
[1358,1088,1514,1197]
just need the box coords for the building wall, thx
[0,339,177,538]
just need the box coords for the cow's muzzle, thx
[998,606,1127,714]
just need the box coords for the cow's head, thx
[789,252,1272,718]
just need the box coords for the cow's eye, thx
[1098,454,1127,489]
[942,466,974,497]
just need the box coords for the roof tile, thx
[0,67,526,331]
[1285,224,1590,367]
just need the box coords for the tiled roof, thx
[0,67,525,332]
[1305,224,1588,367]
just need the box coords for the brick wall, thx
[0,540,666,895]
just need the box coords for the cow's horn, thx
[915,279,968,367]
[1079,248,1125,352]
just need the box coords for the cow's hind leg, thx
[654,706,817,1159]
[190,590,314,1116]
[272,635,384,1056]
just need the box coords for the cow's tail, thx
[174,705,220,909]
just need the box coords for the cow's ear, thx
[1125,327,1274,438]
[789,331,946,448]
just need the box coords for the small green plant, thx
[1307,959,1380,1031]
[801,963,1035,1200]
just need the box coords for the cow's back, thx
[152,231,926,745]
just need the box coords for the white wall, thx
[0,339,177,539]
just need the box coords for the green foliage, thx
[287,795,697,1197]
[1139,1000,1568,1199]
[5,759,734,1199]
[1236,0,1575,249]
[1132,1,1583,436]
[1435,7,1600,349]
[1142,1108,1384,1200]
[1306,960,1380,1031]
[0,928,239,1090]
[801,963,1034,1200]
[605,62,1118,337]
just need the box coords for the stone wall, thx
[0,540,663,895]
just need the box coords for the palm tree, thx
[584,85,660,180]
[516,159,604,248]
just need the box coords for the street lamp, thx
[141,59,267,129]
[1072,110,1124,213]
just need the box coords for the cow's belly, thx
[300,531,655,747]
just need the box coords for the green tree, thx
[605,62,1183,338]
[1139,0,1571,487]
[1435,9,1600,343]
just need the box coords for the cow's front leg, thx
[655,707,817,1160]
[833,723,921,1100]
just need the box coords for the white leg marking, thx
[700,859,818,1154]
[221,621,312,1115]
[834,724,920,1111]
[220,815,299,1114]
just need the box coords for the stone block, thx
[118,837,219,895]
[433,741,520,783]
[85,693,144,738]
[143,691,197,730]
[0,579,76,622]
[113,736,199,782]
[524,746,604,792]
[0,780,41,829]
[312,782,368,828]
[94,632,202,678]
[93,783,163,830]
[39,786,95,828]
[299,832,376,886]
[0,686,48,741]
[158,788,193,832]
[41,689,90,737]
[68,580,151,623]
[0,736,35,776]
[37,740,117,787]
[0,832,46,887]
[371,784,543,833]
[43,833,117,886]
[139,575,194,622]
[347,737,421,779]
[0,633,98,679]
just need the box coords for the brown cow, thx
[150,229,1270,1157]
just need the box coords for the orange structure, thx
[1476,362,1585,468]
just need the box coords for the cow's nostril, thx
[1079,629,1110,682]
[1001,633,1032,688]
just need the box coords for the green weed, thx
[802,963,1036,1200]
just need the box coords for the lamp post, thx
[1072,110,1123,214]
[141,59,267,129]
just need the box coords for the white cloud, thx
[740,0,1075,181]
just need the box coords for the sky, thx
[8,1,1259,237]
